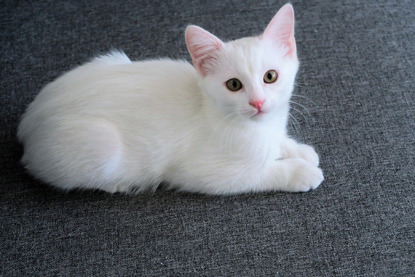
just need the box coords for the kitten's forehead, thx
[219,36,284,78]
[228,36,260,48]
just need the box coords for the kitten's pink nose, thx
[249,100,265,111]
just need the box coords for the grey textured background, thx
[1,0,414,276]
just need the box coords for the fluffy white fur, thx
[17,4,323,194]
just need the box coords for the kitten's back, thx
[17,53,201,192]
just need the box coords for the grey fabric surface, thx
[1,0,414,276]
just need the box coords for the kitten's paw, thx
[296,144,320,166]
[281,143,319,166]
[285,159,324,192]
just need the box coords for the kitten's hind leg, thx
[75,120,124,192]
[46,119,125,192]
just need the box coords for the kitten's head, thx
[185,4,299,123]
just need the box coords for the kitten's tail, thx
[92,50,132,65]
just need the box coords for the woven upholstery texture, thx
[1,0,414,275]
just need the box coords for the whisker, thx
[290,100,311,116]
[289,106,308,122]
[294,83,306,88]
[291,94,317,105]
[290,112,300,123]
[288,114,299,133]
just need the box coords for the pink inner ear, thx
[284,36,296,57]
[263,4,296,57]
[185,25,224,76]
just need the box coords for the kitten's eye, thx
[226,78,243,91]
[263,70,278,84]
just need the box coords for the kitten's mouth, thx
[250,110,266,118]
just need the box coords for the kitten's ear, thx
[185,25,224,76]
[263,4,296,57]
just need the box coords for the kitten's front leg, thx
[280,137,320,166]
[187,156,323,194]
[264,158,324,192]
[270,137,323,192]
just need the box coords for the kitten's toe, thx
[297,144,320,166]
[286,160,324,192]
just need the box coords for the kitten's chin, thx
[249,111,268,121]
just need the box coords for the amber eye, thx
[226,78,243,91]
[263,70,278,83]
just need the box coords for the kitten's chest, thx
[201,124,283,162]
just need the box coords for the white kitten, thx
[17,4,323,194]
